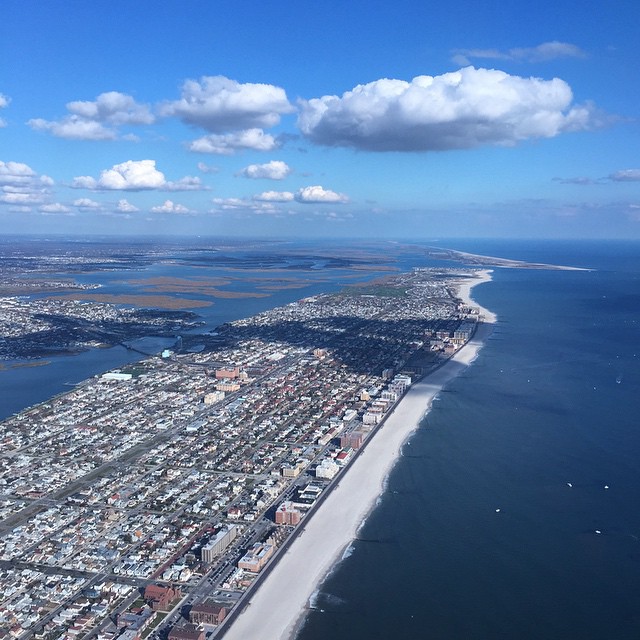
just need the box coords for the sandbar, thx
[222,270,496,640]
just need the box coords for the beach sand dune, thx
[222,271,495,640]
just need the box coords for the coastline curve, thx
[222,270,497,640]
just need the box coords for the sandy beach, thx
[223,270,496,640]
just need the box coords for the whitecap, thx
[341,543,355,561]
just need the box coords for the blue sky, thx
[1,0,639,239]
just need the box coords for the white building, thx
[101,371,132,381]
[315,458,339,480]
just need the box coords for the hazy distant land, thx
[427,246,591,271]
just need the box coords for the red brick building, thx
[340,431,364,450]
[274,501,301,525]
[143,584,182,611]
[189,599,228,626]
[215,366,240,379]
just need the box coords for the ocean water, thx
[296,240,640,640]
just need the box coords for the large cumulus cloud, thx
[240,160,292,180]
[161,76,294,132]
[66,91,154,125]
[72,159,204,191]
[297,67,597,152]
[295,186,348,203]
[28,91,153,140]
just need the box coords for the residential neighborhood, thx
[0,268,484,640]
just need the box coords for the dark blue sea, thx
[296,240,640,640]
[2,239,640,639]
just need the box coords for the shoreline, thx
[222,270,497,640]
[431,247,590,271]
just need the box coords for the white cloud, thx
[211,197,279,214]
[240,160,292,180]
[29,116,117,140]
[165,176,206,191]
[0,192,43,205]
[189,128,278,154]
[98,160,160,190]
[211,197,249,209]
[67,91,154,125]
[71,175,100,189]
[325,211,347,222]
[452,41,587,65]
[73,160,163,190]
[450,49,507,66]
[72,160,204,191]
[116,199,139,212]
[253,190,295,202]
[295,185,349,204]
[28,91,153,140]
[151,199,191,214]
[609,169,640,182]
[161,75,293,132]
[0,160,52,205]
[512,41,587,61]
[197,162,220,174]
[73,198,101,209]
[298,67,598,152]
[0,161,36,184]
[39,203,72,214]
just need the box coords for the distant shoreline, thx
[429,247,591,271]
[221,270,496,640]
